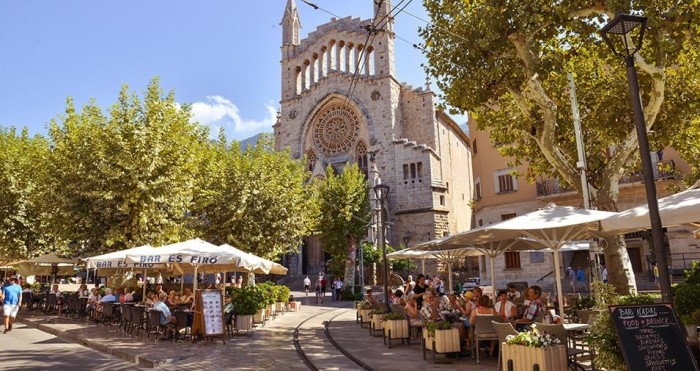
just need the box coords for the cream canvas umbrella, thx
[388,246,481,293]
[601,185,700,233]
[17,253,79,279]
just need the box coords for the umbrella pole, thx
[180,275,184,294]
[447,263,453,294]
[421,259,425,274]
[142,268,147,302]
[490,255,496,293]
[553,250,565,321]
[193,265,198,292]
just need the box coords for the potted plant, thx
[257,282,276,318]
[680,308,700,339]
[370,308,384,336]
[358,301,376,326]
[382,312,409,347]
[501,324,566,371]
[230,286,263,332]
[273,284,291,313]
[422,320,461,361]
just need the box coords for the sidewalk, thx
[16,291,499,370]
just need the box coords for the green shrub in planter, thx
[383,312,406,321]
[341,286,363,301]
[424,320,452,337]
[231,286,265,315]
[673,283,700,317]
[274,284,291,303]
[256,282,276,306]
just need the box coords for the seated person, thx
[364,288,377,306]
[123,289,134,302]
[515,285,544,330]
[447,293,470,317]
[422,291,468,350]
[165,290,179,307]
[507,283,521,302]
[144,290,157,307]
[100,288,117,303]
[49,284,63,315]
[404,294,423,327]
[179,288,194,305]
[392,289,405,305]
[151,292,177,339]
[87,287,101,319]
[494,290,517,321]
[470,295,498,356]
[223,295,235,325]
[76,284,90,299]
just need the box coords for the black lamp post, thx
[601,14,672,302]
[403,235,411,277]
[373,183,391,313]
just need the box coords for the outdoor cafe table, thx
[563,323,591,348]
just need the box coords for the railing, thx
[536,270,554,282]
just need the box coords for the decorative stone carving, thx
[312,104,360,156]
[371,90,381,101]
[288,109,297,119]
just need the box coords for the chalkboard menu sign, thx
[609,304,698,371]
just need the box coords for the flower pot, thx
[254,309,266,325]
[383,319,409,348]
[501,343,567,371]
[266,304,275,318]
[423,327,461,353]
[236,314,253,332]
[275,302,285,313]
[359,308,372,325]
[370,313,383,336]
[685,324,698,339]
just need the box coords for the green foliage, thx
[256,282,276,306]
[192,134,317,260]
[673,283,700,316]
[680,308,700,325]
[230,285,265,315]
[315,163,371,285]
[574,297,596,310]
[383,312,406,321]
[341,285,363,301]
[589,294,657,371]
[0,128,52,259]
[683,261,700,284]
[424,320,453,337]
[272,284,291,303]
[505,324,561,348]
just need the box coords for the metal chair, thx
[21,292,34,311]
[100,302,116,325]
[44,294,59,314]
[472,315,501,364]
[147,310,164,340]
[492,321,519,371]
[132,307,147,337]
[173,311,191,341]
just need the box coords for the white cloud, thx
[191,95,277,139]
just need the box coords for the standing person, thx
[567,266,577,293]
[303,276,311,296]
[2,276,22,333]
[320,275,327,299]
[653,263,660,289]
[315,276,323,304]
[413,274,427,309]
[601,264,608,284]
[334,278,343,301]
[576,266,588,292]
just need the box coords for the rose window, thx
[312,105,360,156]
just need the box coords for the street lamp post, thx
[403,235,411,277]
[373,183,391,313]
[601,14,672,302]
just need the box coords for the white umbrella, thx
[84,244,157,269]
[413,204,616,316]
[601,185,700,233]
[17,253,79,279]
[388,247,481,293]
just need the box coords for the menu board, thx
[199,290,224,336]
[609,304,698,371]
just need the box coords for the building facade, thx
[470,118,698,290]
[274,0,473,276]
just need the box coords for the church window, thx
[439,195,445,206]
[356,141,368,177]
[403,164,409,180]
[416,162,423,179]
[312,103,361,156]
[306,150,317,172]
[410,163,416,179]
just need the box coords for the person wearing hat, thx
[2,276,22,334]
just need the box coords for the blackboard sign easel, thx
[609,303,698,371]
[192,289,226,344]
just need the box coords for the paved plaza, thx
[4,290,500,370]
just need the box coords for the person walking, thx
[303,276,311,296]
[2,276,22,333]
[653,262,660,289]
[567,267,576,293]
[334,278,343,301]
[601,265,608,284]
[576,266,588,292]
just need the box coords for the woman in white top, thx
[494,290,517,321]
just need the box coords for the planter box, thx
[254,309,266,326]
[501,343,567,371]
[359,309,373,326]
[383,319,409,348]
[423,327,461,353]
[370,313,384,336]
[236,314,254,333]
[275,302,286,313]
[289,302,301,312]
[266,304,275,318]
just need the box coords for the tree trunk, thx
[596,187,638,295]
[343,235,356,293]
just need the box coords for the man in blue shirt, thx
[151,292,176,339]
[2,277,23,333]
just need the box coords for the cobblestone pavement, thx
[16,290,501,370]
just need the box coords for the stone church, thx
[274,0,474,276]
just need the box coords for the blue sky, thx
[0,0,462,141]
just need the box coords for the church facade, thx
[274,0,474,276]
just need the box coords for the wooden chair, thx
[472,315,501,364]
[492,321,519,371]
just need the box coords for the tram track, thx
[293,306,376,371]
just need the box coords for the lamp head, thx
[600,13,647,58]
[373,183,390,202]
